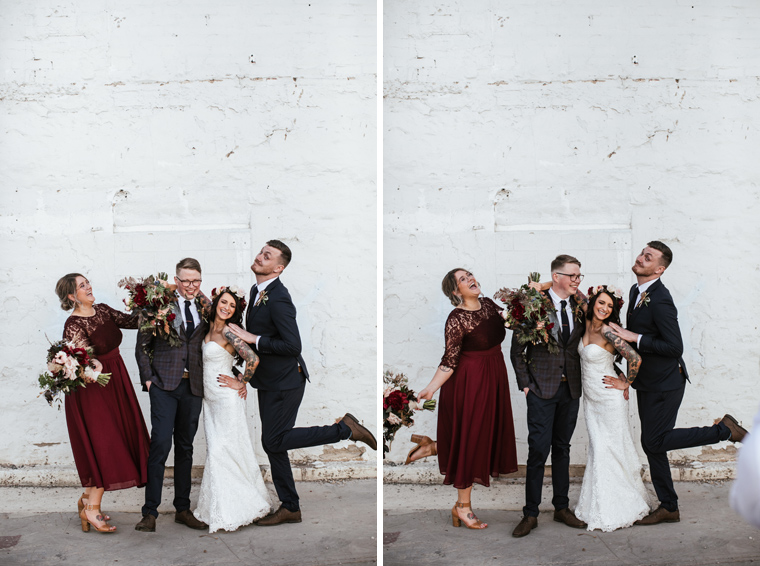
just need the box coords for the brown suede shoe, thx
[634,506,680,525]
[341,413,377,451]
[175,510,208,530]
[511,515,537,537]
[135,514,156,532]
[553,508,587,529]
[255,505,302,527]
[720,414,748,443]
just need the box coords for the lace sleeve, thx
[63,318,92,349]
[102,303,139,329]
[440,310,465,370]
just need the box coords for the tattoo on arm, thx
[223,328,260,382]
[196,290,211,311]
[602,328,641,383]
[575,289,589,312]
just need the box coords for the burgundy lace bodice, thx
[439,297,506,369]
[63,303,139,356]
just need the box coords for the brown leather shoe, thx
[255,505,302,527]
[512,515,537,537]
[175,509,208,530]
[341,413,377,451]
[634,506,680,525]
[405,435,437,464]
[720,414,748,443]
[553,508,587,529]
[135,514,156,532]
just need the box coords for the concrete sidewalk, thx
[384,481,760,566]
[0,479,377,566]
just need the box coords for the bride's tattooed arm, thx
[223,327,260,383]
[602,327,641,383]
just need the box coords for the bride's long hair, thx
[585,289,622,326]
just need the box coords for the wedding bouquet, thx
[118,272,181,349]
[493,272,560,355]
[38,339,111,409]
[383,370,436,457]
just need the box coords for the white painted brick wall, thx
[383,1,760,468]
[0,1,376,477]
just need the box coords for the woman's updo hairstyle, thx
[442,267,467,307]
[55,273,84,311]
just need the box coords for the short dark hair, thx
[586,289,622,326]
[266,240,292,267]
[55,273,84,311]
[176,257,202,274]
[207,290,245,327]
[647,240,672,268]
[551,254,581,272]
[441,268,468,307]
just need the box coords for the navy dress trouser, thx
[257,382,351,512]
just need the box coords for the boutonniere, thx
[571,301,585,322]
[636,291,651,309]
[255,290,269,307]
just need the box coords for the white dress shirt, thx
[176,291,201,328]
[548,288,574,335]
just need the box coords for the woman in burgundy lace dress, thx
[55,273,150,533]
[417,268,518,530]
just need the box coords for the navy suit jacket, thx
[245,278,309,391]
[626,279,688,392]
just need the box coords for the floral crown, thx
[587,284,625,310]
[211,285,247,311]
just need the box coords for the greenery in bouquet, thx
[383,370,436,457]
[38,339,111,409]
[493,272,560,355]
[118,272,182,351]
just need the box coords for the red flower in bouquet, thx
[38,339,112,409]
[119,272,182,355]
[383,370,436,457]
[385,390,408,412]
[494,272,560,355]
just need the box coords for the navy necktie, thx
[560,300,570,344]
[184,300,195,337]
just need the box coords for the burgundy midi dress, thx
[63,303,150,490]
[437,297,518,488]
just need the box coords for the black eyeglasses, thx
[177,278,202,287]
[555,272,584,282]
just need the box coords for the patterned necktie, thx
[184,300,195,337]
[560,300,570,344]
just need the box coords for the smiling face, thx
[215,292,237,321]
[453,270,481,302]
[175,268,202,300]
[592,292,614,323]
[251,245,285,278]
[69,276,94,307]
[552,262,581,299]
[632,246,666,280]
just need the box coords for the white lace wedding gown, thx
[193,341,273,532]
[574,342,651,532]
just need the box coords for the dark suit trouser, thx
[636,384,729,511]
[258,383,351,512]
[142,379,203,518]
[524,382,580,517]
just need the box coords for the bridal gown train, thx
[574,342,651,532]
[193,341,273,532]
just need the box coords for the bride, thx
[574,284,651,531]
[192,286,273,532]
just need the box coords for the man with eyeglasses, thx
[135,257,209,533]
[511,254,588,537]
